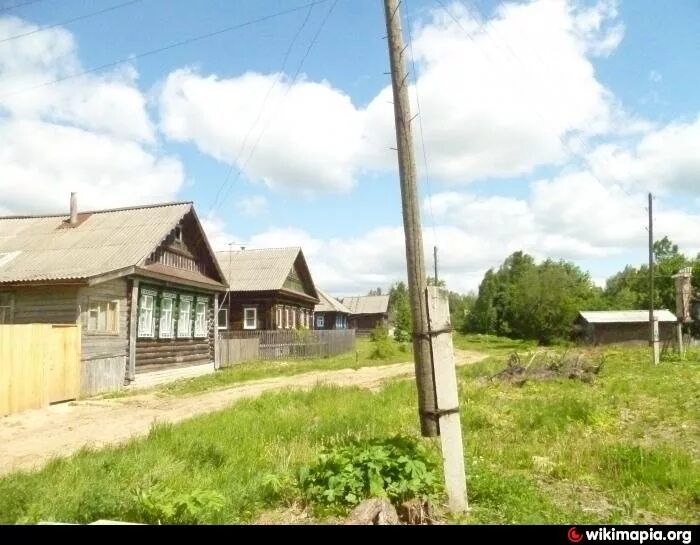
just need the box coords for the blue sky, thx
[1,0,699,294]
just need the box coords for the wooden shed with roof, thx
[341,294,390,335]
[0,196,227,396]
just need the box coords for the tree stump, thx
[398,498,433,525]
[344,498,400,525]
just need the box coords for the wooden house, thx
[314,288,350,330]
[341,295,390,335]
[574,310,677,346]
[0,196,227,396]
[215,247,319,331]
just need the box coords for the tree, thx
[368,287,383,296]
[388,281,411,342]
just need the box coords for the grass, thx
[0,338,698,524]
[105,337,412,398]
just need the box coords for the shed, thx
[341,295,390,335]
[574,309,678,346]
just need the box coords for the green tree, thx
[388,281,412,342]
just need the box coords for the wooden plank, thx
[127,278,139,382]
[426,287,468,513]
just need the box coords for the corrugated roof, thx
[578,310,678,324]
[0,202,193,283]
[341,295,390,315]
[215,247,313,295]
[315,288,351,314]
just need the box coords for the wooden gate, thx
[0,324,81,416]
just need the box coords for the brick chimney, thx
[69,192,78,226]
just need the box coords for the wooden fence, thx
[0,324,81,416]
[218,329,356,366]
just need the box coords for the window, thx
[87,300,119,334]
[194,301,207,337]
[335,315,344,329]
[159,296,175,338]
[178,298,192,337]
[218,307,229,330]
[316,314,325,328]
[137,293,155,337]
[276,306,282,329]
[291,308,296,329]
[0,293,14,324]
[284,307,289,329]
[174,225,183,243]
[243,307,257,330]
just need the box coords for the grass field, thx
[1,336,698,524]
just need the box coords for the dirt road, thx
[0,350,486,476]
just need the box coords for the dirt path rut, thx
[0,350,486,476]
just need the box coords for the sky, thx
[1,0,699,296]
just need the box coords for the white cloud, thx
[159,69,362,194]
[201,213,242,253]
[648,70,662,83]
[588,115,700,195]
[236,195,268,217]
[158,0,629,190]
[0,17,184,214]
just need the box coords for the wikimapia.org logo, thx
[567,527,693,544]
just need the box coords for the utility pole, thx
[434,246,439,284]
[648,193,659,365]
[383,0,438,437]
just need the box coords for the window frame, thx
[316,314,325,328]
[178,297,193,338]
[243,306,257,330]
[158,294,176,339]
[0,292,15,325]
[217,307,229,330]
[335,314,344,329]
[86,298,120,336]
[137,292,156,338]
[276,306,282,329]
[194,300,208,338]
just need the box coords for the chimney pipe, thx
[69,192,78,226]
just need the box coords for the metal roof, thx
[578,310,678,324]
[341,295,390,315]
[215,247,317,298]
[0,202,193,284]
[315,288,351,314]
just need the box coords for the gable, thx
[142,210,226,286]
[283,257,316,298]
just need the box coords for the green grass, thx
[1,342,698,524]
[453,333,538,357]
[106,338,412,398]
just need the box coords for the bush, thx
[129,485,225,524]
[369,324,389,342]
[298,435,441,515]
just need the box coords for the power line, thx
[207,0,317,215]
[0,0,333,100]
[0,0,143,45]
[212,0,340,215]
[403,0,437,243]
[0,0,48,14]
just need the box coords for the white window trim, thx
[194,301,208,338]
[335,314,343,329]
[243,307,257,330]
[276,306,282,329]
[316,314,325,328]
[159,296,175,339]
[218,307,229,330]
[178,298,193,338]
[137,293,155,338]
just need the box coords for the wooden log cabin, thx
[215,247,319,332]
[341,295,391,335]
[0,196,227,396]
[314,288,350,330]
